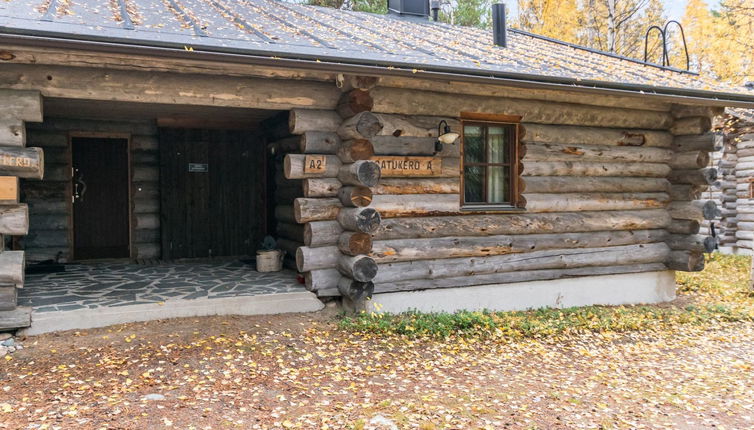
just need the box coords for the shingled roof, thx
[1,0,753,105]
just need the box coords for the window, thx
[461,120,520,209]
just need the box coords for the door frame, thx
[67,132,133,260]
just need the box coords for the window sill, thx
[460,205,526,213]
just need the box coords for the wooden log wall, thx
[0,89,42,330]
[23,118,161,262]
[268,80,726,301]
[664,105,722,270]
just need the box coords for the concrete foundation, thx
[367,271,677,314]
[21,292,324,336]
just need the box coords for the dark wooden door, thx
[72,137,130,260]
[159,129,266,259]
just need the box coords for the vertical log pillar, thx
[665,105,722,272]
[0,89,43,330]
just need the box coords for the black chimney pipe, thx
[492,3,506,47]
[430,0,440,21]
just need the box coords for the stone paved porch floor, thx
[20,261,306,313]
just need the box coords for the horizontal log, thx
[371,229,667,262]
[0,251,24,285]
[523,193,669,213]
[374,177,460,195]
[337,111,383,140]
[522,161,670,177]
[303,178,342,197]
[274,205,296,224]
[337,277,374,302]
[0,285,16,311]
[371,136,448,156]
[0,146,43,179]
[0,204,28,235]
[670,105,722,119]
[275,238,302,261]
[668,200,719,221]
[0,121,25,147]
[666,219,700,235]
[522,143,673,163]
[294,198,341,223]
[289,109,342,134]
[296,245,340,272]
[669,151,710,169]
[668,184,704,201]
[300,131,340,154]
[375,209,670,240]
[667,168,717,185]
[0,89,43,122]
[337,89,373,118]
[520,123,672,147]
[374,114,460,138]
[273,136,300,153]
[370,87,673,129]
[373,245,669,292]
[0,306,31,331]
[337,255,378,282]
[304,268,340,292]
[666,234,716,253]
[276,222,304,243]
[671,117,712,136]
[304,220,343,246]
[666,250,704,271]
[284,154,341,179]
[338,231,372,256]
[338,207,382,233]
[673,132,717,151]
[521,176,669,194]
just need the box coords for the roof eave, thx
[2,31,754,109]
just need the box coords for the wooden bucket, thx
[256,249,284,272]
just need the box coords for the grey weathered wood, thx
[296,245,340,272]
[371,136,443,156]
[670,117,712,136]
[522,161,670,177]
[0,285,16,311]
[336,139,374,163]
[337,277,374,302]
[373,114,459,138]
[338,255,378,282]
[374,209,671,240]
[0,89,43,122]
[289,109,342,134]
[304,220,343,246]
[305,268,341,291]
[523,143,673,163]
[670,104,723,119]
[666,250,704,272]
[668,200,719,221]
[337,207,382,233]
[668,151,710,169]
[521,176,669,194]
[0,146,43,179]
[668,184,704,201]
[276,222,305,243]
[672,132,717,152]
[338,231,373,256]
[0,251,24,285]
[337,112,384,140]
[374,177,460,195]
[303,178,342,197]
[0,121,25,147]
[300,131,341,154]
[294,198,341,223]
[370,87,673,129]
[0,306,31,330]
[337,89,373,118]
[274,205,296,224]
[337,160,381,187]
[520,123,672,147]
[0,204,28,235]
[371,229,668,262]
[523,193,669,213]
[667,168,717,185]
[666,234,716,253]
[338,186,373,208]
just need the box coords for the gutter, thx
[2,32,754,108]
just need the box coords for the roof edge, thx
[2,31,754,108]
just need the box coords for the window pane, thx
[464,126,484,163]
[464,166,485,203]
[487,166,509,203]
[488,126,508,164]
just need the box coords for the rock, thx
[0,333,11,341]
[1,338,15,347]
[142,394,166,401]
[367,415,398,430]
[6,346,14,353]
[0,346,6,357]
[15,344,22,350]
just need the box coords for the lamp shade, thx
[438,131,459,145]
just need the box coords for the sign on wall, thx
[304,155,327,173]
[371,156,441,177]
[188,163,209,172]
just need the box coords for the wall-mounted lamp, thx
[434,120,459,154]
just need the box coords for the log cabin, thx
[1,0,754,331]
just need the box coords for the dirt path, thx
[1,310,753,429]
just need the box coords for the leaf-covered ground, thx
[2,254,754,429]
